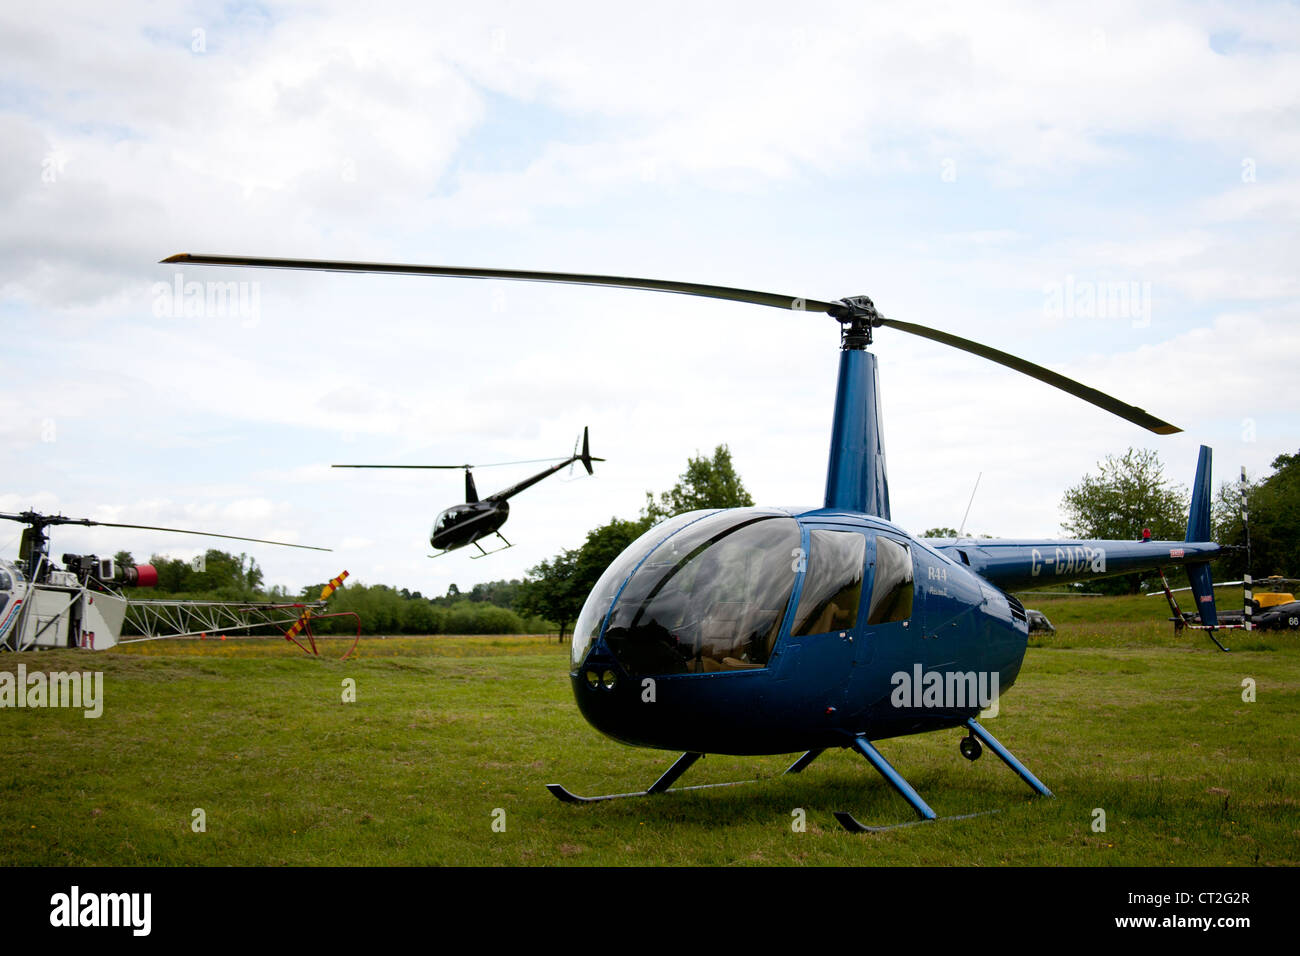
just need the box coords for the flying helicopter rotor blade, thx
[872,317,1181,435]
[332,457,569,470]
[161,253,837,314]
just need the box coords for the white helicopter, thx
[1,510,331,652]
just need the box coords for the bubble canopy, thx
[571,509,802,676]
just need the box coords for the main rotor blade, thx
[163,253,1179,433]
[332,457,569,470]
[874,317,1181,435]
[161,253,836,314]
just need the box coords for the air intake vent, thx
[1005,592,1027,624]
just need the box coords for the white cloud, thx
[2,0,1298,592]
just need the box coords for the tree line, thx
[116,442,1299,633]
[114,548,550,635]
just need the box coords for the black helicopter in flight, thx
[163,252,1221,831]
[332,428,602,558]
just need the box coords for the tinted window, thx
[867,537,913,625]
[570,510,716,668]
[793,530,866,636]
[602,512,800,676]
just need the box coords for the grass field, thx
[1,593,1297,866]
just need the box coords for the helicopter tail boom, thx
[926,446,1222,593]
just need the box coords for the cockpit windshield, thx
[600,510,801,676]
[570,510,716,669]
[432,507,467,538]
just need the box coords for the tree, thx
[1214,449,1300,579]
[139,548,264,598]
[1061,448,1188,540]
[518,547,581,640]
[642,444,754,522]
[1060,448,1189,593]
[518,517,651,640]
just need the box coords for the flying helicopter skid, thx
[470,531,513,559]
[427,530,514,560]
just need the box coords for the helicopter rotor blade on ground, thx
[0,512,330,551]
[78,521,332,552]
[164,252,1180,434]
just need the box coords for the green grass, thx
[1,611,1297,866]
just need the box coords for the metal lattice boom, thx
[120,600,329,642]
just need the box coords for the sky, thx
[2,0,1298,597]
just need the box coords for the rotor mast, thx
[823,297,890,519]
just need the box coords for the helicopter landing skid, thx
[833,808,1002,833]
[470,532,512,559]
[834,719,1053,833]
[546,748,826,804]
[428,532,514,560]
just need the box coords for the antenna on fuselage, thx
[958,472,982,537]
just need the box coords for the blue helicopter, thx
[162,253,1222,831]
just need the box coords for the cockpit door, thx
[841,533,916,717]
[764,525,869,716]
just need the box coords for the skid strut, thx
[546,748,825,804]
[964,718,1052,797]
[834,719,1052,833]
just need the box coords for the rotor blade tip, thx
[160,253,191,263]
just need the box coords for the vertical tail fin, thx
[1185,445,1217,626]
[580,426,595,476]
[1186,445,1212,542]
